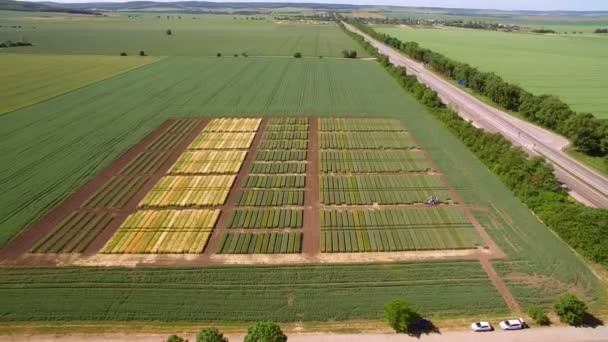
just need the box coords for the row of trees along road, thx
[338,20,608,268]
[346,18,608,160]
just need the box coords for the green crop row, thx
[321,207,471,229]
[259,140,308,150]
[319,118,404,132]
[31,212,114,253]
[146,132,190,150]
[321,189,453,205]
[166,118,202,133]
[320,132,415,149]
[217,232,302,254]
[321,227,483,253]
[262,132,308,140]
[120,152,170,176]
[255,150,307,161]
[321,174,446,190]
[266,124,308,132]
[83,176,149,209]
[238,190,305,206]
[268,118,308,125]
[250,162,307,174]
[229,208,304,229]
[244,175,305,188]
[320,150,431,173]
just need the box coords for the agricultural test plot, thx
[318,118,485,254]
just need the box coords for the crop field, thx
[0,11,369,57]
[189,132,256,149]
[170,151,247,174]
[217,232,303,254]
[138,175,236,207]
[320,132,415,149]
[377,26,608,118]
[0,54,157,114]
[229,209,304,229]
[102,210,220,254]
[321,150,432,173]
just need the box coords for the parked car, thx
[470,321,493,332]
[499,318,526,330]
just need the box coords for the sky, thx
[24,0,608,11]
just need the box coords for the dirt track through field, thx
[303,118,320,254]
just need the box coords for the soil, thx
[302,118,320,255]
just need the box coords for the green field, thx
[0,11,367,57]
[0,17,604,322]
[377,26,608,118]
[0,53,157,114]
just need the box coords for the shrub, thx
[244,322,286,342]
[166,334,188,342]
[555,293,588,326]
[234,54,238,57]
[293,52,302,58]
[197,327,228,342]
[166,29,172,35]
[217,53,222,57]
[241,52,249,57]
[384,299,422,334]
[341,50,357,58]
[120,52,127,56]
[528,305,550,326]
[139,50,147,56]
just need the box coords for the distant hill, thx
[0,0,100,14]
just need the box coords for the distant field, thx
[377,26,608,118]
[0,11,368,57]
[0,54,156,114]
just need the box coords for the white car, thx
[499,318,525,330]
[470,321,493,332]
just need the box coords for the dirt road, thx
[7,326,608,342]
[343,23,608,208]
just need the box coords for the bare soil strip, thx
[479,256,521,313]
[202,118,268,258]
[303,118,320,254]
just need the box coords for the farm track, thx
[343,22,608,208]
[303,119,320,255]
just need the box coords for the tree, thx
[139,50,147,56]
[244,322,287,342]
[293,52,302,58]
[241,52,249,57]
[527,305,550,326]
[384,299,422,334]
[554,293,588,326]
[166,29,173,35]
[197,327,228,342]
[166,334,188,342]
[217,53,222,57]
[120,52,127,56]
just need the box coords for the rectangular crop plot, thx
[119,152,171,176]
[320,207,483,253]
[266,125,308,132]
[146,132,190,151]
[166,119,202,133]
[138,175,235,208]
[170,150,247,174]
[188,132,256,150]
[321,150,431,173]
[320,132,415,149]
[250,162,306,174]
[203,118,261,132]
[259,140,308,150]
[244,175,305,188]
[262,132,308,140]
[268,118,309,125]
[229,209,304,229]
[238,190,305,206]
[82,176,150,209]
[320,174,452,205]
[255,150,307,161]
[217,232,302,254]
[31,212,114,253]
[102,209,219,254]
[320,118,404,132]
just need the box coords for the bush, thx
[341,50,357,58]
[197,327,228,342]
[555,293,588,326]
[241,52,249,57]
[120,52,127,56]
[234,54,238,57]
[293,52,302,58]
[528,305,550,326]
[217,53,222,57]
[244,322,286,342]
[166,29,172,35]
[166,334,188,342]
[384,299,422,334]
[139,50,147,56]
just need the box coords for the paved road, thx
[7,326,608,342]
[343,23,608,208]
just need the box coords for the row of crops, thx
[318,119,481,253]
[217,232,302,254]
[188,132,256,150]
[223,118,308,254]
[203,118,261,132]
[138,175,236,208]
[170,150,247,174]
[229,209,304,229]
[31,118,202,254]
[101,210,220,254]
[320,132,415,149]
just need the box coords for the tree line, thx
[594,28,608,34]
[345,19,608,159]
[339,20,608,268]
